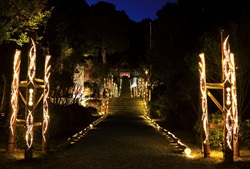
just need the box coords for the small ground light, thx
[184,148,191,156]
[89,124,93,129]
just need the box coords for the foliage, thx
[93,61,110,84]
[0,0,51,45]
[76,1,130,58]
[15,126,26,148]
[3,1,250,152]
[196,27,250,119]
[150,1,204,129]
[229,22,250,119]
[148,102,163,119]
[239,119,250,145]
[198,32,222,82]
[84,99,102,113]
[48,104,97,138]
[194,112,250,150]
[149,81,198,129]
[209,112,224,151]
[149,84,169,116]
[46,1,129,91]
[149,0,250,134]
[193,111,223,151]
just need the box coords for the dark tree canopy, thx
[2,0,250,128]
[148,0,250,127]
[0,0,51,45]
[75,2,130,61]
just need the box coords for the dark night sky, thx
[85,0,177,22]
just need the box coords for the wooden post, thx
[42,55,51,153]
[8,50,21,152]
[25,33,36,159]
[199,53,211,158]
[222,36,234,163]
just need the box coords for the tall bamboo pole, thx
[8,50,21,151]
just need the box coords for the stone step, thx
[108,106,143,109]
[109,100,143,104]
[108,108,143,113]
[109,98,143,101]
[109,101,143,106]
[108,107,143,110]
[108,97,144,114]
[109,103,143,106]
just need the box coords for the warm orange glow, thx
[89,124,93,129]
[42,55,51,142]
[184,148,192,155]
[26,38,36,149]
[198,35,238,160]
[73,64,84,99]
[101,98,109,114]
[223,36,234,150]
[28,88,34,106]
[26,110,34,149]
[27,38,36,86]
[144,112,192,157]
[10,50,21,135]
[67,114,108,144]
[230,53,238,146]
[199,53,209,144]
[141,80,192,157]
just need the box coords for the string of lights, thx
[26,38,36,149]
[198,35,239,161]
[223,36,235,150]
[199,53,209,145]
[10,50,21,136]
[42,55,51,143]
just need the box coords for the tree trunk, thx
[0,75,7,113]
[102,48,106,64]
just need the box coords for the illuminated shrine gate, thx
[199,35,238,163]
[8,35,51,159]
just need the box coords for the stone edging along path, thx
[55,114,109,152]
[58,111,191,158]
[143,115,192,157]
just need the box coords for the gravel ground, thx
[17,110,230,169]
[1,110,250,169]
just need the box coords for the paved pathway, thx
[35,77,216,169]
[120,76,131,97]
[36,109,212,169]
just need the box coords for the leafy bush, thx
[49,104,96,137]
[239,119,250,146]
[209,128,223,151]
[209,112,224,150]
[148,102,162,119]
[193,111,223,150]
[15,126,26,148]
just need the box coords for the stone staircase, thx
[108,76,144,115]
[108,97,144,114]
[120,76,131,97]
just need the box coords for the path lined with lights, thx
[36,77,220,169]
[37,108,217,169]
